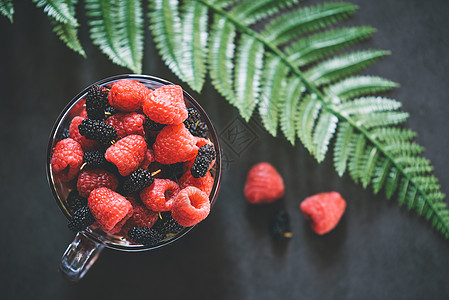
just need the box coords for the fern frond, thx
[384,142,424,155]
[0,0,14,23]
[306,50,390,86]
[360,146,379,188]
[286,26,376,67]
[337,97,401,116]
[234,35,264,120]
[312,111,338,162]
[280,77,303,145]
[372,157,391,194]
[385,166,400,199]
[333,122,354,176]
[210,0,241,9]
[326,76,398,101]
[33,0,78,26]
[348,133,366,183]
[230,0,300,26]
[259,55,288,136]
[262,2,358,46]
[296,95,322,152]
[369,127,417,142]
[353,111,409,129]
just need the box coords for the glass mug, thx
[46,75,222,281]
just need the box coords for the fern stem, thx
[195,0,449,234]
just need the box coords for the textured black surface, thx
[1,1,449,299]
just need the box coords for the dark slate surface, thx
[1,1,448,299]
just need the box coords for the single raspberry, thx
[153,124,198,164]
[172,186,210,227]
[184,107,208,138]
[66,191,88,213]
[300,192,346,235]
[152,211,185,235]
[127,226,165,246]
[108,79,149,112]
[122,168,155,194]
[78,119,117,147]
[77,168,119,198]
[68,206,96,232]
[191,144,216,178]
[82,150,107,169]
[88,187,133,233]
[144,116,165,132]
[85,84,110,120]
[120,199,159,233]
[140,179,180,212]
[179,171,214,196]
[106,112,145,139]
[270,210,292,240]
[69,116,99,151]
[105,135,147,176]
[51,138,84,182]
[140,148,155,169]
[142,85,188,125]
[244,163,285,204]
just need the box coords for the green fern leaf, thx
[0,0,14,23]
[234,35,264,120]
[333,122,354,176]
[296,95,322,152]
[372,157,392,194]
[384,142,424,155]
[305,50,390,86]
[312,111,338,162]
[210,0,241,9]
[286,26,376,66]
[353,111,409,129]
[230,0,300,26]
[348,133,366,183]
[385,166,400,199]
[326,76,398,101]
[370,127,416,143]
[262,2,358,46]
[360,146,379,188]
[280,77,303,145]
[338,97,401,116]
[259,55,288,136]
[33,0,78,26]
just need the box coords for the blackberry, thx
[104,105,117,117]
[144,116,165,131]
[153,212,185,235]
[184,107,208,138]
[78,119,117,147]
[82,150,107,169]
[128,226,165,246]
[66,191,87,213]
[85,85,110,120]
[68,206,95,232]
[270,210,292,240]
[191,144,216,178]
[122,169,154,194]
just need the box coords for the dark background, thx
[1,0,448,299]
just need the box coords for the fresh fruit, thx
[78,118,117,147]
[51,138,84,182]
[172,186,211,227]
[77,168,119,198]
[184,107,208,138]
[140,179,180,212]
[142,85,188,125]
[179,171,214,196]
[82,150,107,169]
[300,192,346,235]
[68,206,96,232]
[120,199,159,233]
[69,116,98,151]
[127,226,165,246]
[122,168,155,194]
[140,148,155,169]
[244,163,284,204]
[66,191,88,213]
[152,212,185,235]
[190,144,216,178]
[153,124,198,164]
[105,134,147,176]
[108,79,149,112]
[144,116,165,132]
[106,112,145,139]
[88,187,133,233]
[85,84,110,120]
[270,210,292,240]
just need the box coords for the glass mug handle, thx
[59,232,104,281]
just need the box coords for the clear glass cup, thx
[46,74,222,281]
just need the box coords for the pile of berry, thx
[51,79,216,247]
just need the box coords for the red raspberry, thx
[140,148,155,169]
[300,192,346,235]
[105,135,147,176]
[244,163,285,204]
[142,85,188,125]
[108,79,149,112]
[76,169,119,198]
[120,198,159,233]
[69,116,98,151]
[79,108,88,118]
[51,138,84,182]
[88,187,133,233]
[106,112,145,139]
[172,186,210,227]
[179,171,214,196]
[140,179,180,212]
[153,124,198,164]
